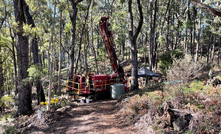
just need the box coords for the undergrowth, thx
[120,56,221,133]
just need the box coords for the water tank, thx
[110,84,125,99]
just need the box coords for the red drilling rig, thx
[66,17,128,100]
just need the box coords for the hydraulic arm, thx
[98,17,124,77]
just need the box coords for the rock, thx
[208,70,213,79]
[184,114,192,123]
[172,116,188,131]
[157,109,177,129]
[211,78,221,87]
[207,77,221,87]
[66,111,75,117]
[56,106,71,112]
[27,124,34,128]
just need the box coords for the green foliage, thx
[184,130,195,134]
[0,36,12,47]
[189,80,204,91]
[157,35,166,44]
[0,95,14,108]
[2,125,19,134]
[159,50,184,74]
[1,114,14,123]
[148,91,163,109]
[27,64,47,80]
[183,80,204,95]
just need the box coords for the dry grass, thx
[117,56,221,133]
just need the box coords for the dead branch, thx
[191,0,221,17]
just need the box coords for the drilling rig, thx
[66,17,128,100]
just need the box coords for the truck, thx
[66,17,128,100]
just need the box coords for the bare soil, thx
[18,99,134,134]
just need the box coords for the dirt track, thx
[23,99,133,134]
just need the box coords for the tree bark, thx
[128,0,143,90]
[184,1,190,53]
[191,0,221,17]
[206,35,211,63]
[211,34,215,63]
[58,10,63,95]
[153,0,158,71]
[68,0,83,79]
[0,7,7,99]
[23,1,45,105]
[84,30,89,74]
[195,0,202,62]
[13,0,32,116]
[166,9,170,51]
[144,32,147,65]
[47,0,56,110]
[0,47,3,100]
[149,1,153,71]
[218,37,221,65]
[11,35,19,96]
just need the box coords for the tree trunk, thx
[192,6,196,58]
[84,32,89,74]
[47,0,56,110]
[211,34,215,63]
[195,0,202,62]
[24,1,45,105]
[190,28,193,56]
[166,9,170,51]
[9,28,18,95]
[184,1,190,53]
[58,10,63,95]
[74,0,91,75]
[69,0,83,79]
[149,1,153,71]
[0,47,3,99]
[218,37,221,65]
[14,0,32,116]
[174,20,180,50]
[96,25,100,56]
[153,0,158,71]
[130,39,138,90]
[206,36,211,63]
[128,0,143,90]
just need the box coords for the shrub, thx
[2,125,19,134]
[182,80,204,95]
[159,50,184,74]
[166,55,204,96]
[122,94,149,118]
[0,95,14,109]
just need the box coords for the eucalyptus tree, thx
[47,0,57,110]
[148,0,158,71]
[22,0,46,105]
[68,0,83,80]
[58,0,66,95]
[128,0,143,90]
[13,0,32,116]
[74,0,92,75]
[0,0,8,101]
[195,0,203,62]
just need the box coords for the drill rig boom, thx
[98,17,124,77]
